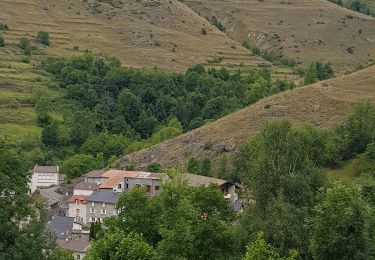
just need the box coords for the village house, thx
[67,195,89,224]
[73,182,98,196]
[57,240,90,260]
[82,169,107,184]
[183,173,240,202]
[97,169,169,196]
[48,216,90,260]
[29,165,59,194]
[87,191,121,223]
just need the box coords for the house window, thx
[90,208,95,214]
[147,185,151,193]
[77,254,81,260]
[113,209,118,215]
[118,183,122,189]
[76,209,80,215]
[101,208,107,215]
[126,183,129,189]
[91,202,95,207]
[155,186,160,191]
[89,217,96,222]
[102,202,106,207]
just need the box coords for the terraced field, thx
[184,0,375,72]
[0,0,281,72]
[0,56,59,143]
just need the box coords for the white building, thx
[29,165,59,194]
[67,195,88,224]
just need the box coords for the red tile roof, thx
[67,195,88,204]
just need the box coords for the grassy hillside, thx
[117,65,375,171]
[0,58,60,144]
[0,0,280,72]
[183,0,375,72]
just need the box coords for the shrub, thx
[36,31,49,46]
[0,23,9,31]
[18,37,32,56]
[147,162,162,173]
[243,41,251,50]
[0,35,4,47]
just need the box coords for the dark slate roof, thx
[33,165,59,173]
[83,169,106,178]
[74,182,99,191]
[48,216,74,239]
[88,191,121,204]
[57,239,90,253]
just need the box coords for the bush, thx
[0,23,9,31]
[18,37,32,56]
[147,162,162,173]
[0,35,4,47]
[36,31,49,46]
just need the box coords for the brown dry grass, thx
[184,0,375,72]
[117,65,375,171]
[0,0,272,71]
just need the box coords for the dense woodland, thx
[2,51,375,259]
[81,101,375,259]
[2,100,375,259]
[17,54,297,179]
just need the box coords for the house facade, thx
[67,195,88,224]
[96,169,169,196]
[29,165,59,193]
[184,173,240,202]
[87,191,121,223]
[82,169,107,184]
[73,182,98,196]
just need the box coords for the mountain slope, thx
[183,0,375,72]
[0,0,271,71]
[117,65,375,171]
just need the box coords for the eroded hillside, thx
[117,65,375,171]
[0,0,272,71]
[184,0,375,72]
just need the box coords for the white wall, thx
[68,201,87,224]
[29,172,59,194]
[73,189,94,196]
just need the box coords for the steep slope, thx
[183,0,375,72]
[0,0,271,71]
[117,65,375,171]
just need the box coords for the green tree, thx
[36,31,49,45]
[86,231,155,260]
[147,162,162,173]
[0,142,63,259]
[187,157,200,174]
[244,232,298,260]
[244,232,281,260]
[338,101,375,158]
[42,121,64,147]
[309,182,375,259]
[115,187,161,245]
[60,154,99,179]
